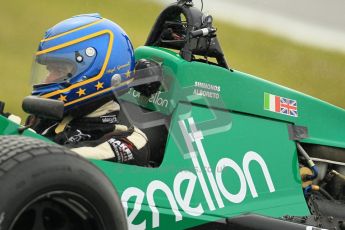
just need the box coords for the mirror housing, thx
[22,96,64,120]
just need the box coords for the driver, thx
[44,61,75,84]
[26,14,151,166]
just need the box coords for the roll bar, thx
[145,0,229,69]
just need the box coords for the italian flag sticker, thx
[264,93,280,112]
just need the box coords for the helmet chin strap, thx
[55,115,73,134]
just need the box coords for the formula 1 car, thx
[1,0,345,229]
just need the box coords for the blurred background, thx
[1,0,344,117]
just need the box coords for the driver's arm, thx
[70,126,150,166]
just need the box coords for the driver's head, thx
[30,13,135,117]
[44,61,75,84]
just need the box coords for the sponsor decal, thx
[128,88,169,108]
[108,138,134,162]
[100,115,118,124]
[121,117,275,229]
[65,130,91,144]
[193,81,221,99]
[264,93,298,117]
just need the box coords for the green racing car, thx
[1,0,345,229]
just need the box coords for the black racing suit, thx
[28,100,150,166]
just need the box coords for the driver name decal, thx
[121,117,275,229]
[193,81,221,99]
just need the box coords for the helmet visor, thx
[31,55,77,85]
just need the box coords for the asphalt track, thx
[155,0,345,53]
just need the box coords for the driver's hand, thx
[8,114,22,125]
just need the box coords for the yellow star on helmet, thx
[58,94,67,102]
[125,70,131,78]
[76,88,86,97]
[95,81,104,90]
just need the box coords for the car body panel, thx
[93,102,309,229]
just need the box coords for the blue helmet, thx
[31,13,135,115]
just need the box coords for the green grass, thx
[1,0,345,118]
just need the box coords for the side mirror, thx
[130,60,163,97]
[112,60,163,98]
[22,96,64,120]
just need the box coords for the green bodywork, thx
[1,46,345,229]
[128,46,345,148]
